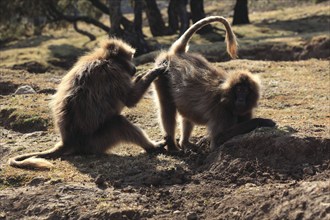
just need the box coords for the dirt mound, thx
[299,35,330,60]
[238,36,330,61]
[204,179,329,220]
[199,128,330,186]
[12,61,48,73]
[0,81,18,95]
[0,108,48,133]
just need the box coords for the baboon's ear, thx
[102,41,119,57]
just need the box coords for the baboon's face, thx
[115,57,136,76]
[127,60,137,76]
[233,83,251,114]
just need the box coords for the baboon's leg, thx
[154,78,180,152]
[88,115,159,153]
[207,114,233,150]
[179,117,194,148]
[160,101,178,152]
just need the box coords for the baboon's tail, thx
[169,16,238,58]
[8,144,66,170]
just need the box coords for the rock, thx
[186,212,198,220]
[282,190,289,197]
[14,85,36,95]
[303,167,314,175]
[261,203,271,213]
[144,175,162,186]
[23,131,45,139]
[95,175,107,188]
[28,177,48,186]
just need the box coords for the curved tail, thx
[169,16,238,58]
[8,144,66,170]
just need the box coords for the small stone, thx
[303,167,314,175]
[193,179,200,184]
[95,175,107,187]
[23,131,45,138]
[173,210,181,214]
[282,190,289,197]
[14,85,36,95]
[46,178,62,185]
[28,177,48,186]
[144,175,162,186]
[186,212,198,220]
[261,203,270,213]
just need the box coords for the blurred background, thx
[0,0,329,71]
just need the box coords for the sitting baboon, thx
[9,38,166,169]
[153,16,275,151]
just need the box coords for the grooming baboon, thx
[153,16,275,151]
[9,38,166,169]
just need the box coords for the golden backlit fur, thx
[168,16,238,58]
[153,17,274,151]
[9,38,165,169]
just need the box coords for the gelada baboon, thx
[9,38,166,169]
[153,16,276,151]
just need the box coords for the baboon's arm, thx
[124,66,166,107]
[215,118,276,146]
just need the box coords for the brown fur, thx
[153,17,275,151]
[9,38,166,169]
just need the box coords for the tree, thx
[167,0,212,36]
[46,0,151,54]
[232,0,250,25]
[144,0,170,36]
[0,0,51,42]
[0,0,212,54]
[190,0,212,33]
[167,0,189,36]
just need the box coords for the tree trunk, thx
[108,0,122,34]
[232,0,250,25]
[144,0,168,36]
[133,0,143,35]
[177,0,189,36]
[190,0,212,34]
[72,3,95,41]
[167,0,179,34]
[108,0,150,55]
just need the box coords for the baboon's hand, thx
[155,60,169,76]
[146,142,167,155]
[133,72,144,82]
[255,118,276,127]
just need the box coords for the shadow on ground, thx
[59,127,330,189]
[48,44,87,69]
[0,36,54,49]
[256,15,330,34]
[67,152,191,189]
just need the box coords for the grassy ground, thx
[0,1,329,219]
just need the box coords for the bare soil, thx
[1,58,329,220]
